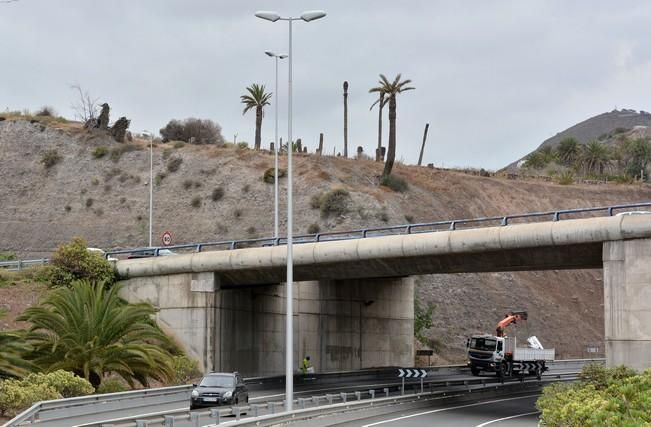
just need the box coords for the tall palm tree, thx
[241,84,272,151]
[580,141,610,176]
[0,310,33,379]
[369,74,415,179]
[370,92,386,162]
[18,281,174,388]
[556,137,579,166]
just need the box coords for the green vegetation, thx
[167,156,183,173]
[96,378,129,394]
[307,223,320,234]
[263,167,286,184]
[109,144,141,163]
[380,174,409,192]
[35,106,56,117]
[414,299,434,346]
[241,83,272,150]
[18,281,175,388]
[46,237,114,288]
[40,149,62,169]
[537,364,650,426]
[0,312,33,378]
[405,215,414,223]
[160,118,224,145]
[169,355,202,386]
[155,172,167,186]
[211,187,225,201]
[172,141,185,149]
[556,137,579,166]
[557,170,574,185]
[92,146,108,159]
[314,188,351,216]
[0,251,16,261]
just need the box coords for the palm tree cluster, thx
[524,136,651,180]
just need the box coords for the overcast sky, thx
[3,1,651,169]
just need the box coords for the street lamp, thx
[255,9,326,412]
[265,50,288,240]
[142,130,154,247]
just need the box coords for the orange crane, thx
[495,311,527,337]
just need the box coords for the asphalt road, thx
[345,394,540,427]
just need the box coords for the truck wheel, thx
[470,367,480,376]
[497,362,509,378]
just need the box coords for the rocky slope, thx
[2,117,651,362]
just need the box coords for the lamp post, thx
[265,50,288,240]
[142,130,154,247]
[255,9,326,412]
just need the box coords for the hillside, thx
[506,108,651,170]
[2,117,651,363]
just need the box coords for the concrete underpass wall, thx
[119,275,414,376]
[604,238,651,371]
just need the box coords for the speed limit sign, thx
[161,231,172,246]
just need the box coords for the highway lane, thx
[346,394,540,427]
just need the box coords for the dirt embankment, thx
[2,118,651,361]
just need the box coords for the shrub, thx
[85,198,94,208]
[25,370,94,398]
[242,184,250,193]
[91,178,99,186]
[190,196,201,208]
[211,187,224,201]
[35,106,56,117]
[237,142,249,150]
[46,237,115,287]
[96,378,129,394]
[93,146,108,159]
[162,148,173,160]
[310,194,321,209]
[318,188,350,216]
[173,141,185,149]
[64,205,71,212]
[155,172,167,186]
[103,184,111,193]
[307,223,320,234]
[0,380,60,417]
[109,144,141,163]
[119,197,126,204]
[168,355,202,386]
[0,251,16,261]
[557,170,574,185]
[378,211,389,222]
[263,167,286,184]
[40,149,62,169]
[246,226,256,235]
[380,175,409,192]
[160,118,225,145]
[183,179,194,190]
[405,215,414,223]
[167,157,183,173]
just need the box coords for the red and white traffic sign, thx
[161,231,172,246]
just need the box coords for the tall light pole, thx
[143,130,154,247]
[265,50,288,240]
[255,9,326,412]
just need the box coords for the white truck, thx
[466,311,555,378]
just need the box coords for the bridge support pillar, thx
[603,238,651,371]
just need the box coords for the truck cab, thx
[466,334,505,376]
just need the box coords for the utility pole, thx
[343,81,349,158]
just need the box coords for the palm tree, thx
[556,137,579,166]
[0,310,33,379]
[370,92,386,162]
[369,74,415,179]
[18,281,174,388]
[241,84,272,151]
[580,141,610,176]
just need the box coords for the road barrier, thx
[0,259,48,271]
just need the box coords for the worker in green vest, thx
[301,356,311,374]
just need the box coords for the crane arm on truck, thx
[495,311,527,337]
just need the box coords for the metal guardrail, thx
[0,259,48,271]
[105,202,651,258]
[78,370,581,427]
[4,359,600,427]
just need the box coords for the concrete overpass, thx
[116,214,651,375]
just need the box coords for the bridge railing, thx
[105,201,651,259]
[0,258,49,271]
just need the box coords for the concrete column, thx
[118,272,218,373]
[603,238,651,371]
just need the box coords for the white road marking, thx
[475,411,539,427]
[361,394,539,427]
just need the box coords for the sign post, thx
[398,368,427,395]
[161,231,172,247]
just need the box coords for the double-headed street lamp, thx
[255,9,326,412]
[265,50,288,240]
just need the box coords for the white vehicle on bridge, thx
[466,311,555,378]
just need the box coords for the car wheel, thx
[470,367,480,376]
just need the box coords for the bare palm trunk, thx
[382,95,397,179]
[255,106,262,150]
[376,93,384,161]
[343,81,349,158]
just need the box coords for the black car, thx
[126,248,176,259]
[190,372,248,409]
